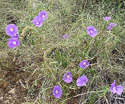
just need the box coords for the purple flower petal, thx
[79,60,90,69]
[116,85,123,95]
[38,11,48,21]
[106,26,112,30]
[11,33,19,39]
[63,72,72,83]
[53,85,62,98]
[76,75,88,87]
[87,26,98,37]
[8,38,20,49]
[110,80,123,95]
[6,24,18,37]
[32,16,44,27]
[63,34,70,39]
[104,16,111,21]
[109,23,117,27]
[110,80,116,93]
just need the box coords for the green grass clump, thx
[0,0,125,104]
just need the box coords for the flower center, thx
[55,90,58,94]
[83,62,86,65]
[90,30,93,33]
[10,28,13,32]
[67,75,70,78]
[36,22,39,25]
[83,82,85,85]
[42,15,45,18]
[13,41,16,45]
[113,87,116,91]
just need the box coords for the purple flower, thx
[6,24,18,37]
[106,26,112,30]
[79,60,90,69]
[76,75,88,87]
[87,26,98,37]
[104,16,111,21]
[110,80,123,95]
[8,38,20,49]
[11,33,19,39]
[32,16,44,27]
[63,72,72,83]
[109,23,117,27]
[63,34,70,39]
[38,11,48,21]
[53,85,63,98]
[106,23,117,30]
